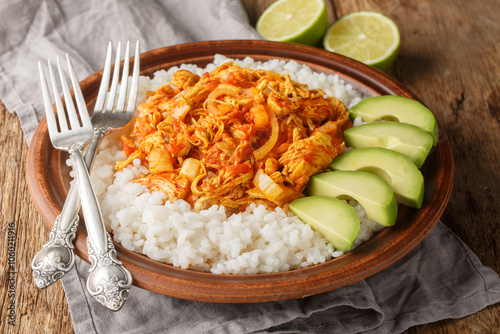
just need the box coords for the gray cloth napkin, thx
[63,224,500,334]
[1,1,499,333]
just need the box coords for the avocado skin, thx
[344,121,433,168]
[349,95,439,145]
[306,170,397,226]
[329,147,424,209]
[289,196,360,251]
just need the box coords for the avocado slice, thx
[349,95,439,145]
[329,147,424,209]
[306,171,398,226]
[344,121,434,168]
[289,196,360,251]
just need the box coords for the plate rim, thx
[26,40,454,303]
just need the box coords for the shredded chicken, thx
[116,62,350,211]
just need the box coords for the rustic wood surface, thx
[0,0,498,332]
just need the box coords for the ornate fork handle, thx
[86,230,132,311]
[32,118,132,311]
[71,143,132,311]
[32,128,106,288]
[31,213,79,288]
[35,43,139,311]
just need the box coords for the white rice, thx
[90,55,384,274]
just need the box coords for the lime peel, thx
[323,11,400,71]
[256,0,328,46]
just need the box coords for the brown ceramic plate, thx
[27,40,454,303]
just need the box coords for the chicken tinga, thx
[91,56,383,274]
[116,62,350,212]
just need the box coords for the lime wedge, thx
[323,11,400,71]
[256,0,328,46]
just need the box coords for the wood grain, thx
[244,0,500,332]
[0,102,75,333]
[0,0,498,332]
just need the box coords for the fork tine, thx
[57,57,80,130]
[39,62,59,136]
[66,54,92,129]
[94,41,113,114]
[114,41,130,113]
[126,41,141,113]
[105,41,122,113]
[48,60,69,133]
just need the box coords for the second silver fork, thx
[32,41,140,301]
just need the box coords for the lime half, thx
[256,0,328,46]
[323,11,400,71]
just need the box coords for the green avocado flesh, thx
[349,95,439,145]
[329,147,424,209]
[289,196,360,251]
[344,121,434,168]
[306,170,397,226]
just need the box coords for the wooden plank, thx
[243,0,500,332]
[0,103,74,334]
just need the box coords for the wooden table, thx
[1,0,498,332]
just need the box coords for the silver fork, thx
[32,41,139,292]
[36,52,135,311]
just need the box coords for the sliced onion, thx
[206,84,241,115]
[171,98,190,119]
[253,108,278,161]
[253,169,283,201]
[249,104,269,127]
[215,141,234,156]
[148,147,174,174]
[179,158,202,182]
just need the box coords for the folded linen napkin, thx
[63,224,500,334]
[1,0,499,333]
